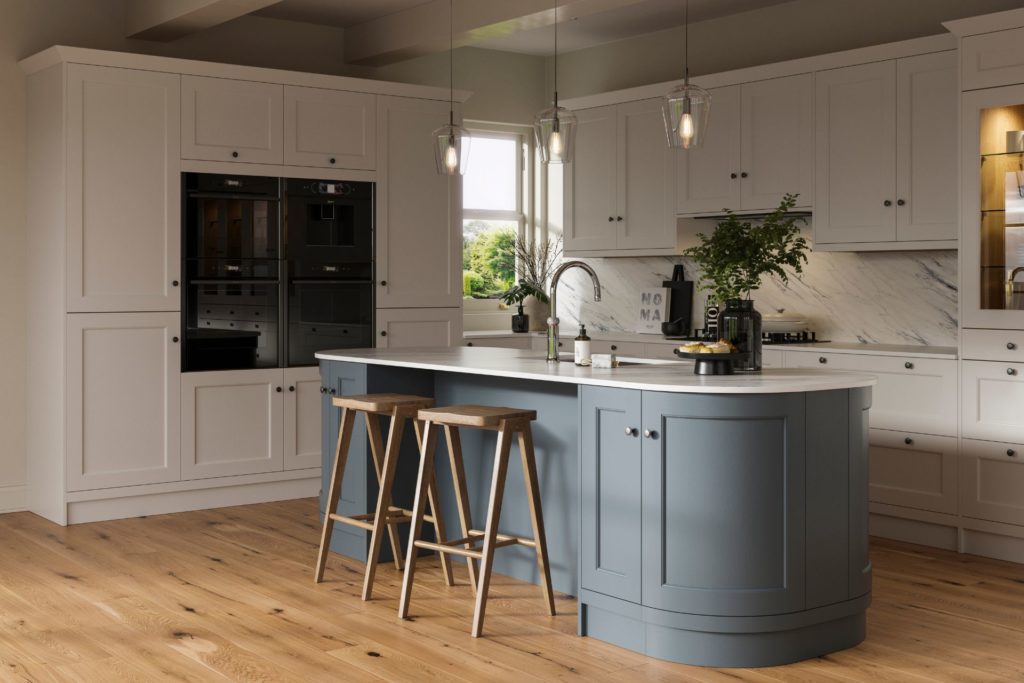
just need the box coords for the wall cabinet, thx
[67,64,181,313]
[676,75,813,215]
[67,313,181,491]
[182,76,284,163]
[814,51,957,249]
[567,99,676,255]
[284,86,376,170]
[376,96,461,308]
[377,307,462,349]
[869,429,958,515]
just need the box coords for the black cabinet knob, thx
[275,386,282,393]
[171,280,179,287]
[883,199,892,207]
[611,345,618,351]
[616,216,623,222]
[1009,449,1017,457]
[380,280,387,286]
[380,330,387,337]
[730,173,738,179]
[897,199,906,206]
[329,157,336,164]
[905,362,914,369]
[231,151,239,158]
[288,386,295,392]
[740,171,748,178]
[818,356,827,364]
[904,437,913,445]
[1009,368,1018,376]
[467,342,474,347]
[1009,342,1018,350]
[171,336,179,343]
[608,216,614,222]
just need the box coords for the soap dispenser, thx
[574,325,592,366]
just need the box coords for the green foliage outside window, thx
[463,221,517,298]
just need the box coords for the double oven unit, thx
[182,173,374,372]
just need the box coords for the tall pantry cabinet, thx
[24,48,466,525]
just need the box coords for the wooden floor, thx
[1,501,1023,682]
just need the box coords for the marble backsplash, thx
[554,250,958,346]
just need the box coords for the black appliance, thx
[182,173,375,371]
[285,178,374,366]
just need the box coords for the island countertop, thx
[315,346,876,394]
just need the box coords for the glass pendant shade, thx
[534,105,577,164]
[663,82,711,149]
[433,122,471,175]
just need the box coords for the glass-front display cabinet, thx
[964,85,1024,329]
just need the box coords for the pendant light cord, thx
[684,0,689,85]
[553,0,558,105]
[449,0,454,126]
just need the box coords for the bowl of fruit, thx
[673,340,747,375]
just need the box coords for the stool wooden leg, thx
[444,425,479,594]
[415,419,454,587]
[471,419,514,638]
[399,420,439,620]
[518,424,556,616]
[365,412,404,572]
[315,406,355,583]
[362,407,407,601]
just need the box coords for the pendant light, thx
[663,0,710,149]
[433,0,470,175]
[534,0,576,164]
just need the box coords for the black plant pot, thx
[718,299,762,371]
[511,304,530,333]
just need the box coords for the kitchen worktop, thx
[315,346,875,394]
[463,330,958,359]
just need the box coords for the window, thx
[462,129,528,299]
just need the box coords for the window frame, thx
[463,123,534,254]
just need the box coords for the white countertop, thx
[315,347,876,394]
[463,330,957,359]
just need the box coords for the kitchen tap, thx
[546,261,602,362]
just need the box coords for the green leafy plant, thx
[683,193,809,304]
[499,233,563,306]
[500,280,547,308]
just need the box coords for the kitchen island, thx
[315,347,876,667]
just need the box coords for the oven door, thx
[185,280,280,371]
[286,191,373,277]
[287,280,373,366]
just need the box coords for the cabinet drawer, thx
[784,351,957,436]
[644,343,678,361]
[464,336,532,350]
[962,360,1024,443]
[962,328,1024,362]
[960,438,1024,526]
[592,340,647,357]
[963,27,1024,91]
[869,429,957,515]
[762,348,784,368]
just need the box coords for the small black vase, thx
[718,299,762,371]
[511,304,530,333]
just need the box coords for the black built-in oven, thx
[285,179,374,366]
[182,173,374,371]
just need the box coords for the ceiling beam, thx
[343,0,648,66]
[126,0,285,41]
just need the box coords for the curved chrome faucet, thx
[546,261,602,362]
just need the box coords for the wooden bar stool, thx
[315,393,454,600]
[398,404,556,637]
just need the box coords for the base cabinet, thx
[283,366,323,470]
[960,438,1024,526]
[962,360,1024,443]
[869,429,957,515]
[67,312,181,491]
[377,307,462,348]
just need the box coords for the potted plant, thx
[683,193,809,370]
[500,234,562,333]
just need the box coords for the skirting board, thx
[66,476,320,524]
[0,485,27,513]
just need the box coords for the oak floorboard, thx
[1,499,1024,681]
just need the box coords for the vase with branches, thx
[500,234,562,332]
[682,193,809,370]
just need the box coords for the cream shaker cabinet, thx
[675,75,813,215]
[814,51,957,249]
[376,308,462,349]
[567,99,676,255]
[282,366,324,471]
[376,96,461,308]
[182,76,284,164]
[961,360,1024,444]
[67,313,181,491]
[283,86,376,170]
[67,64,181,313]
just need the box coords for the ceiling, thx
[255,0,794,54]
[255,0,435,28]
[474,0,794,55]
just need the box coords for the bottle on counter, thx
[574,325,592,366]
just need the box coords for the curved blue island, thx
[315,347,875,668]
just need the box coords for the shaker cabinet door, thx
[814,61,897,245]
[580,386,643,603]
[675,85,741,215]
[66,64,181,313]
[566,105,619,252]
[376,307,462,349]
[67,312,181,491]
[284,86,376,169]
[618,99,676,251]
[282,366,323,471]
[182,76,283,164]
